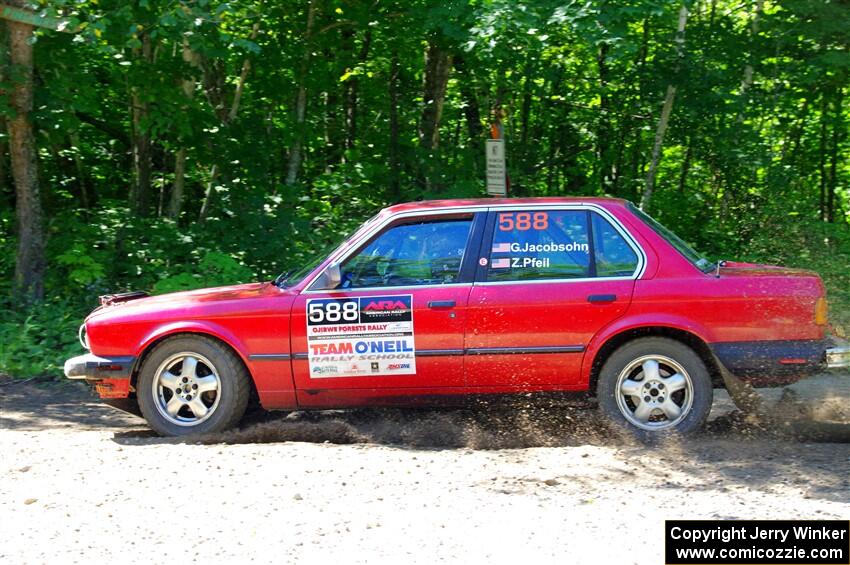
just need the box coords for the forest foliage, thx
[0,0,848,376]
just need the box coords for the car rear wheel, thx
[597,337,713,439]
[137,335,250,437]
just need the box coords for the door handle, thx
[587,294,617,304]
[428,300,456,309]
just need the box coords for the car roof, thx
[382,196,629,215]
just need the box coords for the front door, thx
[465,206,644,388]
[290,212,482,401]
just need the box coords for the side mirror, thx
[314,262,342,290]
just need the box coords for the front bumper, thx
[64,353,136,380]
[64,353,136,399]
[826,339,850,369]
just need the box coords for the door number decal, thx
[306,295,416,378]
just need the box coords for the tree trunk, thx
[285,0,317,186]
[818,93,828,221]
[640,4,689,210]
[167,39,200,220]
[0,24,7,203]
[68,131,92,208]
[597,43,612,192]
[737,0,763,122]
[344,29,371,150]
[0,116,9,201]
[741,0,764,97]
[419,40,452,151]
[625,20,650,200]
[7,13,45,300]
[198,23,259,220]
[827,90,844,223]
[388,48,401,200]
[130,33,154,216]
[641,84,678,209]
[340,28,354,153]
[227,26,258,124]
[170,147,188,219]
[545,70,564,192]
[454,54,483,172]
[48,135,88,209]
[779,96,809,167]
[677,138,693,193]
[519,59,533,148]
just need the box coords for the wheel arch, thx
[130,324,259,406]
[586,325,723,396]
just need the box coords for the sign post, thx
[486,139,506,197]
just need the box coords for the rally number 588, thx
[308,300,359,324]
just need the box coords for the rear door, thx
[465,205,645,388]
[290,212,484,395]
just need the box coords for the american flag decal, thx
[491,258,511,268]
[491,242,511,253]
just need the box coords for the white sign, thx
[306,295,416,378]
[486,139,506,196]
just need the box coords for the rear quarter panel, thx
[628,275,823,343]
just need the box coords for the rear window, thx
[627,203,713,272]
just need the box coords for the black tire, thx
[136,335,251,437]
[596,337,713,440]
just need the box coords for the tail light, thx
[815,297,828,326]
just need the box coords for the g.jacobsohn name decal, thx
[665,520,849,565]
[306,295,415,378]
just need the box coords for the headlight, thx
[78,323,90,350]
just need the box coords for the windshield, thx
[275,213,381,288]
[627,203,714,272]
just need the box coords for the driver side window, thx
[340,217,472,289]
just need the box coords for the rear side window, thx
[487,211,591,281]
[485,209,638,282]
[592,213,638,277]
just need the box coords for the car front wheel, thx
[597,337,713,439]
[137,335,250,437]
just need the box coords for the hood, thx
[87,282,281,322]
[719,261,819,278]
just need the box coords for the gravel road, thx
[1,375,848,565]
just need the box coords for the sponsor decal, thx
[360,296,412,323]
[306,295,416,378]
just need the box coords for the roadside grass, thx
[0,299,86,379]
